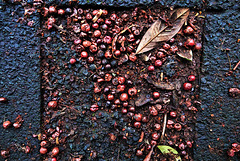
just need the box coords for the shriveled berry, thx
[148,65,155,72]
[188,75,196,82]
[228,149,235,157]
[154,123,161,131]
[120,93,128,101]
[82,40,91,48]
[40,147,48,154]
[13,122,21,129]
[48,101,57,108]
[103,36,112,44]
[142,116,149,123]
[178,143,185,150]
[153,92,160,99]
[3,121,11,129]
[118,77,125,84]
[128,87,137,96]
[74,39,81,45]
[86,13,92,20]
[81,51,88,58]
[92,23,99,29]
[149,106,158,116]
[1,150,9,158]
[105,51,112,59]
[110,13,117,21]
[183,83,192,91]
[52,147,59,156]
[129,53,137,62]
[117,85,125,92]
[174,123,182,131]
[89,45,98,53]
[134,122,141,128]
[156,51,165,58]
[136,149,143,156]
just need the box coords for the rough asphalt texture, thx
[0,0,239,161]
[0,2,41,161]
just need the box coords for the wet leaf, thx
[157,145,182,161]
[136,8,189,54]
[177,49,193,61]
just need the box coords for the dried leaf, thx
[136,8,189,54]
[157,145,182,161]
[177,49,193,61]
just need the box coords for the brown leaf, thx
[177,49,193,61]
[136,8,190,54]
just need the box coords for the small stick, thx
[233,60,240,71]
[226,52,232,70]
[160,113,167,141]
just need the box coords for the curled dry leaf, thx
[177,49,193,61]
[136,8,190,54]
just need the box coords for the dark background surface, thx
[0,0,239,160]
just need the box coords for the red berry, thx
[86,13,92,20]
[184,39,195,47]
[58,9,65,15]
[82,40,91,48]
[170,111,177,117]
[52,147,59,156]
[40,147,48,154]
[153,92,160,99]
[174,123,182,131]
[133,122,141,128]
[156,51,165,59]
[183,26,194,35]
[87,56,94,63]
[70,58,76,64]
[105,19,111,25]
[103,36,112,44]
[40,141,48,147]
[188,75,196,82]
[74,39,81,45]
[117,85,125,92]
[107,94,114,101]
[129,53,137,62]
[89,45,98,53]
[105,51,112,59]
[0,97,8,102]
[110,13,117,21]
[92,10,99,15]
[3,121,11,129]
[121,108,128,114]
[148,65,155,72]
[94,30,101,37]
[151,132,160,140]
[122,102,128,107]
[154,123,161,131]
[48,101,57,108]
[13,122,21,128]
[105,73,112,82]
[128,87,137,96]
[134,113,142,122]
[120,93,128,101]
[102,10,108,16]
[183,83,192,91]
[114,50,121,57]
[92,23,99,29]
[178,143,185,150]
[154,60,162,67]
[149,106,158,116]
[90,105,99,112]
[163,43,171,50]
[228,149,235,157]
[118,77,125,84]
[49,6,57,14]
[81,51,88,58]
[151,140,157,146]
[52,158,57,161]
[194,43,202,50]
[186,141,192,148]
[128,106,135,112]
[81,23,90,32]
[136,149,143,156]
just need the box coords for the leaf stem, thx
[161,113,167,141]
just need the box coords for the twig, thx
[226,52,232,70]
[117,147,120,161]
[160,113,167,141]
[233,60,240,71]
